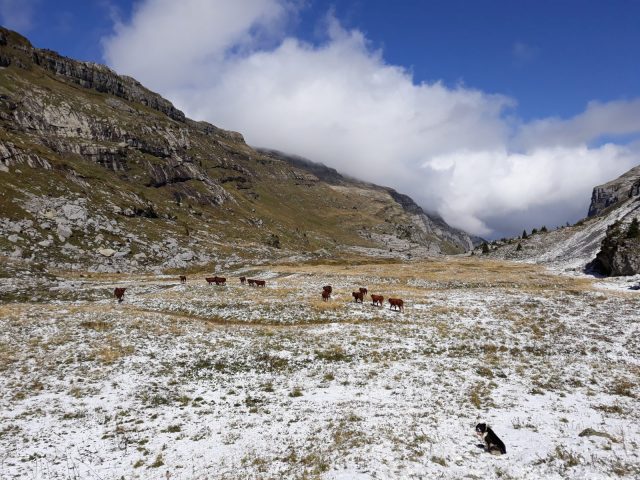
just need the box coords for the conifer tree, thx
[627,218,639,238]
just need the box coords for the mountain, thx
[476,164,640,274]
[0,27,471,273]
[257,148,473,253]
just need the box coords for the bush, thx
[481,243,490,254]
[626,218,639,238]
[522,229,528,239]
[516,243,522,251]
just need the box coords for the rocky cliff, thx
[0,27,470,273]
[588,164,640,217]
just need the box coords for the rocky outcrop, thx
[0,142,52,170]
[588,165,640,217]
[385,189,472,252]
[590,218,640,276]
[0,26,186,122]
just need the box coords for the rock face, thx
[590,219,640,276]
[588,165,640,217]
[0,26,472,272]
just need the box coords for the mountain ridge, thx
[0,26,471,273]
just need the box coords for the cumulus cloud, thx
[103,0,287,92]
[424,144,638,235]
[102,0,640,238]
[516,99,640,149]
[0,0,37,31]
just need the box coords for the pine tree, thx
[531,228,538,235]
[482,243,490,254]
[522,229,528,239]
[540,225,548,233]
[627,218,639,238]
[516,243,522,251]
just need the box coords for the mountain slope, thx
[477,164,640,272]
[257,148,472,253]
[0,27,470,272]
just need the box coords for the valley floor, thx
[0,258,639,479]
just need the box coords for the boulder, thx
[57,224,72,241]
[62,204,87,222]
[97,248,116,257]
[591,219,640,276]
[177,251,194,262]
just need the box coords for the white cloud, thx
[0,0,37,31]
[516,99,640,150]
[102,1,640,238]
[424,144,638,235]
[103,0,287,92]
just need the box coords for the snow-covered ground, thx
[0,258,638,479]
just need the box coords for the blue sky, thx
[2,0,640,237]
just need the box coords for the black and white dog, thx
[475,423,506,454]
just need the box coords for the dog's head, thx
[475,423,487,435]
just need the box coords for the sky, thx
[2,0,640,238]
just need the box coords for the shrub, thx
[289,386,303,397]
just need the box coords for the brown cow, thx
[371,294,384,307]
[388,298,404,312]
[323,285,332,295]
[114,287,127,303]
[247,279,256,286]
[255,280,266,287]
[359,287,368,296]
[214,276,226,285]
[352,291,364,303]
[205,277,216,284]
[322,289,331,302]
[179,275,187,284]
[240,276,246,284]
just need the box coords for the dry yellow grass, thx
[267,257,594,290]
[309,299,343,312]
[91,337,135,364]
